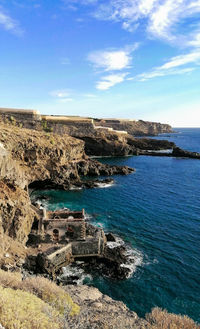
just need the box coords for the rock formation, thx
[93,118,173,136]
[0,121,134,268]
[65,284,148,329]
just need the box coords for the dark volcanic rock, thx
[126,137,175,150]
[76,244,130,280]
[76,130,175,157]
[93,118,173,136]
[105,233,116,242]
[172,147,200,159]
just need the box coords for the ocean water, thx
[33,128,200,322]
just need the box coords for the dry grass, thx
[0,270,80,328]
[146,307,200,329]
[0,269,79,315]
[0,286,60,329]
[22,276,79,315]
[0,269,22,289]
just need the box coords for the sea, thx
[32,128,200,322]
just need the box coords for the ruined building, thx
[28,207,107,275]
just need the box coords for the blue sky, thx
[0,0,200,127]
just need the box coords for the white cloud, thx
[138,67,195,81]
[135,49,200,81]
[88,50,131,71]
[88,44,138,72]
[90,0,200,46]
[148,0,184,40]
[187,32,200,47]
[0,9,23,35]
[96,73,128,90]
[160,50,200,69]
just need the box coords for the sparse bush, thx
[41,120,53,133]
[0,286,60,329]
[145,307,200,329]
[0,269,22,290]
[9,116,16,126]
[22,276,79,315]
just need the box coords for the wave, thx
[60,264,93,285]
[95,182,114,188]
[121,245,143,278]
[107,236,143,278]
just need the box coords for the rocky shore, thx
[1,118,200,329]
[0,122,134,269]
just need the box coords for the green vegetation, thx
[0,286,60,329]
[0,270,199,329]
[0,270,79,329]
[9,116,16,126]
[41,120,53,133]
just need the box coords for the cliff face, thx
[0,109,174,157]
[77,129,175,157]
[94,119,173,136]
[0,122,134,254]
[0,123,85,188]
[0,142,34,245]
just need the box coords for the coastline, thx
[0,118,200,327]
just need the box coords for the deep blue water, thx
[33,128,200,322]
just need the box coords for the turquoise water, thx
[33,128,200,322]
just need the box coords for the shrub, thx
[0,286,60,329]
[22,276,79,316]
[145,307,200,329]
[0,269,22,290]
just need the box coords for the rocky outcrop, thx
[65,285,148,329]
[94,118,173,136]
[172,147,200,159]
[0,123,134,190]
[76,129,175,157]
[0,181,35,244]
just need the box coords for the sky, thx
[0,0,200,127]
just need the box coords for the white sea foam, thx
[69,186,82,190]
[61,265,92,285]
[107,236,125,249]
[84,213,93,220]
[95,182,114,188]
[107,235,143,278]
[121,247,143,278]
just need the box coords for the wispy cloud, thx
[96,73,128,90]
[75,0,200,46]
[136,49,200,81]
[0,8,23,36]
[138,67,195,81]
[88,44,138,89]
[160,50,200,69]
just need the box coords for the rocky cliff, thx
[0,122,134,261]
[93,118,173,136]
[76,129,175,156]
